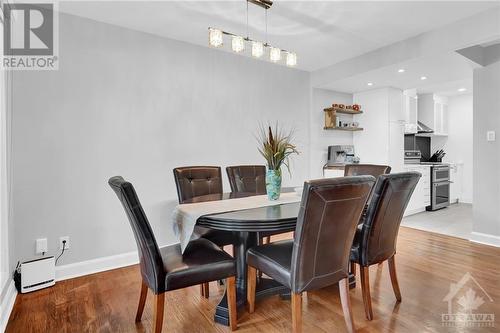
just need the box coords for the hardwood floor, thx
[6,227,500,332]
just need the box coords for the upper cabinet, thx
[403,89,418,134]
[418,93,449,136]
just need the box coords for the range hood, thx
[417,121,434,134]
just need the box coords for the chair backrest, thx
[226,165,266,194]
[173,166,223,203]
[291,176,375,293]
[344,164,391,178]
[108,176,165,293]
[358,172,421,266]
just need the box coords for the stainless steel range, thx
[427,165,451,211]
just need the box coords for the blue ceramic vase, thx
[266,169,282,200]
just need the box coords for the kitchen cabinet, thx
[404,165,431,216]
[418,94,449,136]
[449,163,463,204]
[403,89,418,134]
[323,167,344,178]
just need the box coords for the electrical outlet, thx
[36,238,48,254]
[59,236,70,250]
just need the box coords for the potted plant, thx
[257,124,299,200]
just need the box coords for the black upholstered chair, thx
[350,172,420,321]
[173,166,235,297]
[226,165,293,245]
[109,176,238,332]
[344,164,391,178]
[247,176,375,333]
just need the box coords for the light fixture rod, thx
[208,27,291,53]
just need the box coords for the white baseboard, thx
[404,207,426,217]
[470,232,500,248]
[55,251,139,281]
[0,280,17,333]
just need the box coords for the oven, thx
[427,165,451,211]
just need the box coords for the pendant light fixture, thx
[208,0,297,67]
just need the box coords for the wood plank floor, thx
[6,227,500,332]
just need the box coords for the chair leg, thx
[350,262,356,277]
[203,282,210,298]
[360,266,373,320]
[291,292,302,333]
[265,236,271,244]
[247,265,257,313]
[199,284,205,297]
[135,280,148,322]
[388,255,402,302]
[339,278,356,333]
[153,292,165,333]
[227,276,238,331]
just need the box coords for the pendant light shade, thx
[208,28,223,47]
[269,47,281,62]
[231,35,245,53]
[252,41,264,58]
[286,52,297,67]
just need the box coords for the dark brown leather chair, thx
[173,166,235,297]
[344,164,391,178]
[247,176,375,333]
[108,176,238,332]
[226,165,267,194]
[350,172,420,321]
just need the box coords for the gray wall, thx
[11,13,311,265]
[473,60,500,238]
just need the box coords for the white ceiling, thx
[59,1,500,71]
[321,51,478,95]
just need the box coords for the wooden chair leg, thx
[291,292,302,333]
[360,266,373,320]
[388,255,402,302]
[227,276,238,331]
[265,236,271,244]
[135,280,148,322]
[202,282,210,298]
[153,292,165,333]
[199,284,205,297]
[339,278,356,333]
[247,265,257,313]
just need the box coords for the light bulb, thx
[208,28,223,48]
[269,47,281,62]
[286,52,297,67]
[252,41,264,58]
[231,35,245,53]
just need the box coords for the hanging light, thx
[252,41,264,58]
[286,52,297,67]
[208,28,223,48]
[231,35,245,53]
[269,47,281,62]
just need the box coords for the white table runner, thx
[172,192,302,252]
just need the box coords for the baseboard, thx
[55,251,139,281]
[403,207,425,217]
[0,280,17,332]
[470,232,500,248]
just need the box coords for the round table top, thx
[188,189,300,232]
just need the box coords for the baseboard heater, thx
[14,256,55,293]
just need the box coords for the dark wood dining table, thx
[184,189,355,326]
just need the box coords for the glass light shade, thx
[269,47,281,62]
[252,41,264,58]
[286,52,297,67]
[231,36,245,53]
[208,28,223,48]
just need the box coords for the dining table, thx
[184,189,356,326]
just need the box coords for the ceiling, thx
[59,1,500,71]
[321,51,478,95]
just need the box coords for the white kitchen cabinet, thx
[418,94,449,136]
[449,163,463,204]
[323,167,344,178]
[403,89,418,134]
[404,165,431,216]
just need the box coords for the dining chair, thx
[247,176,376,333]
[344,164,391,178]
[109,176,238,332]
[350,172,421,320]
[226,165,292,246]
[173,166,235,298]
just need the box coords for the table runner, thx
[172,192,301,252]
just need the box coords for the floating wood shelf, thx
[323,127,364,131]
[323,107,363,115]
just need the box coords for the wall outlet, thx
[36,238,48,254]
[59,236,70,250]
[487,131,496,142]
